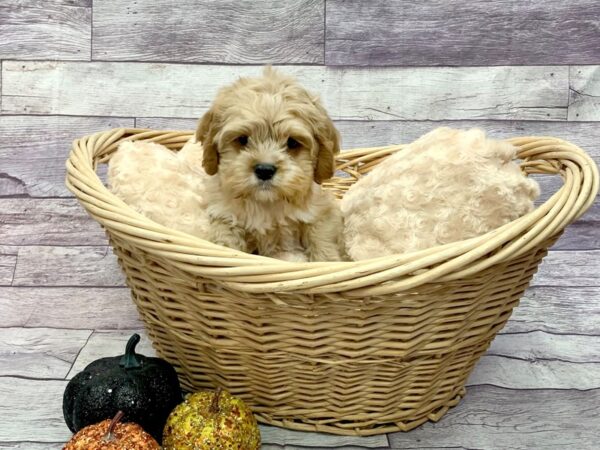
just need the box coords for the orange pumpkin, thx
[63,411,160,450]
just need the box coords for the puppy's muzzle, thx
[254,163,277,181]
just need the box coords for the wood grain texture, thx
[326,0,600,66]
[0,444,62,450]
[0,199,107,246]
[12,246,125,287]
[0,116,133,197]
[489,331,600,363]
[0,287,143,329]
[66,330,155,379]
[93,0,324,64]
[258,427,388,448]
[0,378,70,442]
[504,287,600,335]
[388,385,600,450]
[335,120,600,154]
[261,447,390,450]
[135,117,197,130]
[468,355,600,390]
[0,246,17,286]
[0,0,91,60]
[551,222,600,251]
[569,66,600,121]
[2,62,568,120]
[531,250,600,287]
[0,328,91,379]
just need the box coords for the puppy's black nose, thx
[254,163,277,181]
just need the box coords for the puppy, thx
[198,67,345,262]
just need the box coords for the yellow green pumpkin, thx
[163,389,260,450]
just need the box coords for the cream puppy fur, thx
[341,127,540,260]
[198,67,344,262]
[108,68,344,262]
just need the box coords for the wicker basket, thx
[66,128,598,436]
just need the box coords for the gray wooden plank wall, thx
[0,1,599,449]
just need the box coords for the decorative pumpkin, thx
[63,333,182,441]
[163,388,261,450]
[63,410,160,450]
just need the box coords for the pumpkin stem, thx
[209,388,223,414]
[104,410,124,442]
[119,333,142,369]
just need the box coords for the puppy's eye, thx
[236,135,248,146]
[287,137,300,149]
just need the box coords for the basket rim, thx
[65,128,599,296]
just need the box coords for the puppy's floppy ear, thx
[196,109,219,175]
[314,114,341,184]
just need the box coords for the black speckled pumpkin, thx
[63,334,182,441]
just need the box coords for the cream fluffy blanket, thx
[341,127,540,260]
[108,128,540,261]
[108,139,211,238]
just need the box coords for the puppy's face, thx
[196,68,340,204]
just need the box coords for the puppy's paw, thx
[305,241,344,262]
[208,226,248,253]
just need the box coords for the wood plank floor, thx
[1,0,599,448]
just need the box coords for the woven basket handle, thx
[66,130,599,297]
[217,136,598,296]
[509,136,598,221]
